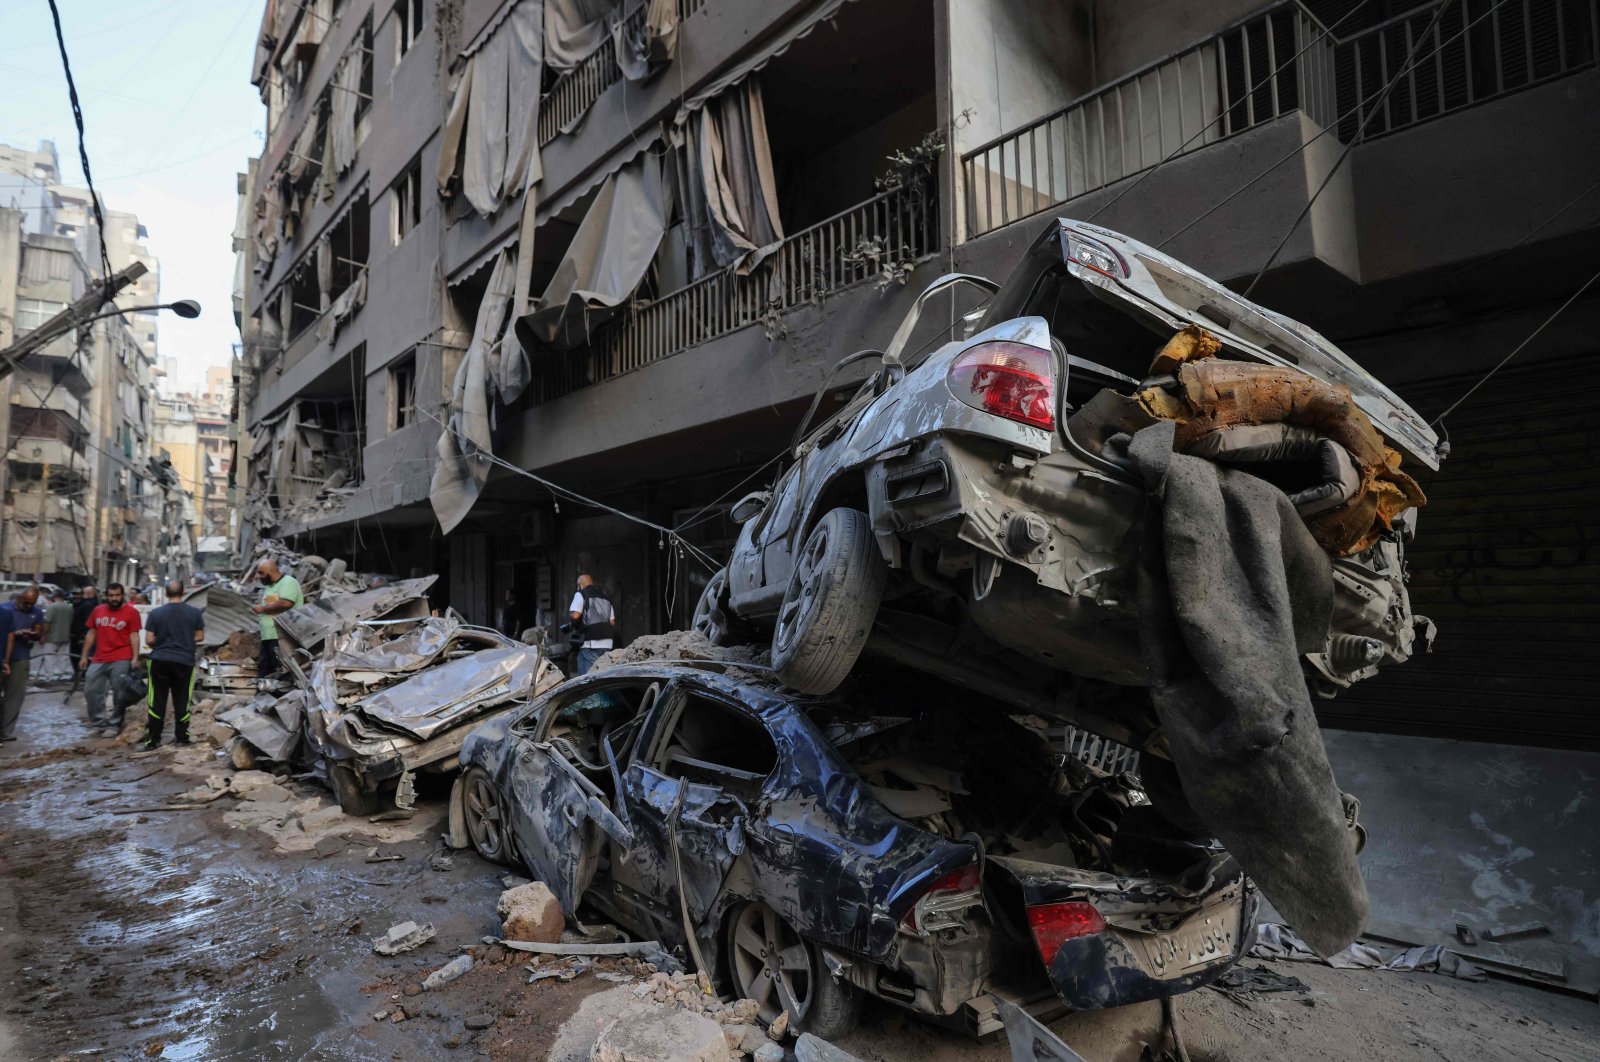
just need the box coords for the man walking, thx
[81,583,142,738]
[36,591,73,683]
[67,585,97,699]
[252,558,303,683]
[568,572,618,675]
[142,580,205,750]
[0,588,45,743]
[1,588,46,736]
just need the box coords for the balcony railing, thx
[537,0,708,147]
[533,174,940,402]
[961,0,1597,237]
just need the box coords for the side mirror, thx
[730,491,771,524]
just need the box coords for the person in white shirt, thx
[568,573,618,674]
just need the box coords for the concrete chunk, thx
[592,1009,731,1062]
[372,920,436,955]
[497,881,564,943]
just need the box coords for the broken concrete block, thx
[752,1044,784,1062]
[228,739,258,770]
[497,881,563,943]
[721,1025,768,1055]
[766,1012,789,1041]
[423,954,475,990]
[592,1010,731,1062]
[372,920,436,955]
[206,724,233,750]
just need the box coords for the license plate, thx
[1139,900,1241,976]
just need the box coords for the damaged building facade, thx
[234,0,1599,753]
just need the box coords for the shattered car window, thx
[653,690,777,798]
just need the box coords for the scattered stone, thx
[722,1025,768,1054]
[464,1013,496,1031]
[390,1007,409,1023]
[423,954,475,990]
[497,881,563,943]
[313,835,346,858]
[206,724,233,749]
[372,921,437,956]
[402,983,423,997]
[752,1044,784,1062]
[429,852,454,871]
[592,1009,731,1062]
[767,1012,789,1042]
[228,740,258,770]
[443,1037,461,1049]
[373,1010,389,1022]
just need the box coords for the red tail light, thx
[901,864,982,935]
[1027,901,1107,966]
[947,341,1055,430]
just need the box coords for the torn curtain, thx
[437,0,544,217]
[430,249,523,534]
[545,0,616,72]
[614,0,678,81]
[514,150,669,353]
[329,42,360,178]
[676,76,783,278]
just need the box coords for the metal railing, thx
[538,0,708,147]
[1334,0,1597,140]
[534,175,939,401]
[961,0,1597,237]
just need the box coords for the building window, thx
[388,352,417,431]
[356,16,375,122]
[397,0,425,60]
[392,158,422,245]
[14,298,66,334]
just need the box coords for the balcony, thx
[960,0,1598,238]
[532,172,940,402]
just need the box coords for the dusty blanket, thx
[1128,421,1367,957]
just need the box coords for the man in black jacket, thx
[567,573,617,675]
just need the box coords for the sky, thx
[1,0,266,393]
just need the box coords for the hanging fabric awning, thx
[545,0,617,73]
[514,149,670,353]
[676,75,783,278]
[438,0,544,217]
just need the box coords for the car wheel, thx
[328,761,386,817]
[727,901,861,1040]
[771,507,886,695]
[462,766,510,864]
[692,568,735,645]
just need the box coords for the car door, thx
[613,682,770,937]
[499,685,638,915]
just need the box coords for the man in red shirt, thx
[80,582,142,738]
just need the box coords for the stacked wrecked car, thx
[449,220,1444,1040]
[208,563,561,813]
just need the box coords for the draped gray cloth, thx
[438,0,544,217]
[513,151,669,353]
[429,249,521,534]
[613,0,678,81]
[676,76,783,278]
[329,43,360,177]
[545,0,615,72]
[1127,421,1368,959]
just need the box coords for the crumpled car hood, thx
[351,646,553,740]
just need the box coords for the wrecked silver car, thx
[693,218,1439,698]
[456,662,1255,1039]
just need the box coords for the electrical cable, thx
[44,0,114,282]
[1088,0,1374,224]
[1429,266,1600,429]
[1158,0,1509,252]
[1240,0,1456,299]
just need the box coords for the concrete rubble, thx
[498,881,565,944]
[372,920,437,956]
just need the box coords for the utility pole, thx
[0,262,148,381]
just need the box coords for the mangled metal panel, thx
[275,575,437,652]
[349,645,559,740]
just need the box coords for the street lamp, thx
[67,299,203,328]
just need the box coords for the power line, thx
[44,0,113,281]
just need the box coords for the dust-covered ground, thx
[1,687,1596,1061]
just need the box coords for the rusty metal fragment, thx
[1135,330,1426,556]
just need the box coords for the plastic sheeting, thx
[515,150,669,351]
[676,76,783,278]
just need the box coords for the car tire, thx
[727,901,862,1040]
[692,567,737,646]
[771,507,885,695]
[461,766,511,864]
[328,761,386,817]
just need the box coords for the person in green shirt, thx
[251,559,304,683]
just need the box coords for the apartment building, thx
[1,141,169,586]
[235,0,1600,749]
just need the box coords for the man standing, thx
[568,573,618,675]
[252,559,303,682]
[81,583,142,738]
[68,586,97,699]
[0,588,46,743]
[142,580,205,750]
[37,591,73,683]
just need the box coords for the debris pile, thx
[203,545,561,815]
